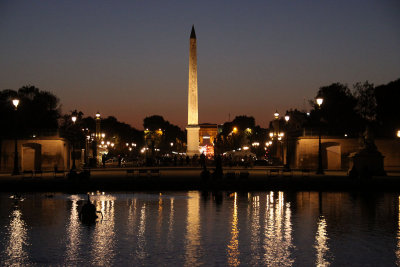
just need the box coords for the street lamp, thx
[71,115,77,170]
[12,98,20,175]
[316,97,324,174]
[397,130,400,138]
[284,114,290,170]
[285,115,290,123]
[95,112,101,139]
[12,99,20,109]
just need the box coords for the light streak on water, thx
[167,198,175,250]
[136,203,148,262]
[184,191,201,266]
[5,208,29,266]
[65,195,80,263]
[315,215,330,267]
[263,191,293,266]
[91,194,116,266]
[227,192,240,266]
[396,196,400,265]
[250,194,261,266]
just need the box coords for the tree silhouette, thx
[0,85,61,138]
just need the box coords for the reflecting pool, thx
[0,191,399,266]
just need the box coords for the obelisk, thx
[186,25,200,156]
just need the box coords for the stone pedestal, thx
[186,125,200,157]
[349,150,386,178]
[348,126,386,178]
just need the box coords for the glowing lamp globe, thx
[316,98,324,107]
[12,99,20,109]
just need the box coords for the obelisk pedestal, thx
[186,125,200,156]
[186,25,200,157]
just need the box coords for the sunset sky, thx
[1,0,399,129]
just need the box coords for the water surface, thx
[0,191,398,266]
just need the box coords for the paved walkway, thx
[0,167,399,192]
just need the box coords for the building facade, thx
[0,137,70,172]
[294,137,400,171]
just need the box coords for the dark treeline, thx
[0,85,60,137]
[304,79,400,138]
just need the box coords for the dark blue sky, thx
[1,0,399,129]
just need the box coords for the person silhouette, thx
[79,195,97,223]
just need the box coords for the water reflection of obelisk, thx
[186,25,200,156]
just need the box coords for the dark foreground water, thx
[0,191,399,266]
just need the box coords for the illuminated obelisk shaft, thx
[186,25,200,156]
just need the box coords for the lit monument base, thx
[186,125,200,157]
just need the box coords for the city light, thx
[12,99,19,109]
[316,97,324,107]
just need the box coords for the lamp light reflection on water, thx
[6,208,29,266]
[66,196,80,263]
[91,194,116,266]
[397,196,400,265]
[227,192,240,266]
[250,193,261,266]
[136,203,147,262]
[167,198,175,250]
[263,191,293,267]
[315,215,330,267]
[185,191,201,266]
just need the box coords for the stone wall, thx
[0,138,69,172]
[295,137,400,171]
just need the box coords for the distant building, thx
[199,123,218,156]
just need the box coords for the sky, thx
[1,0,399,130]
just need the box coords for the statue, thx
[349,125,386,179]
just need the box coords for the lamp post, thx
[316,97,324,174]
[284,114,290,170]
[272,111,281,164]
[12,99,20,175]
[71,115,77,171]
